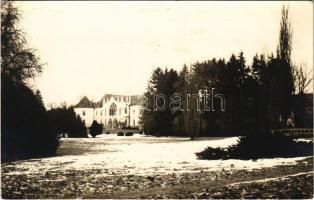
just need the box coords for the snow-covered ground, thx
[294,138,313,143]
[3,134,310,176]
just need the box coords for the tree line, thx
[141,6,312,138]
[47,106,88,138]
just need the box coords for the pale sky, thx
[16,1,313,107]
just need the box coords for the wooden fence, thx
[271,128,313,137]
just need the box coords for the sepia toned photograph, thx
[1,1,313,199]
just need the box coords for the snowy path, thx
[2,134,310,176]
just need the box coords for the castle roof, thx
[74,94,144,108]
[74,96,94,108]
[130,95,144,106]
[101,94,144,106]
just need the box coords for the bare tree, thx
[292,63,312,94]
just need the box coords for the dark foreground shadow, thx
[196,135,313,160]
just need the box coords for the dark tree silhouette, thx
[90,120,103,138]
[292,63,312,95]
[1,1,42,83]
[141,6,311,139]
[47,106,87,138]
[275,5,294,123]
[142,67,164,135]
[2,77,59,161]
[1,2,59,161]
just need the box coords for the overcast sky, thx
[16,1,313,107]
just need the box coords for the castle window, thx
[125,107,127,114]
[133,120,135,126]
[109,103,117,116]
[83,110,85,116]
[133,109,135,114]
[119,108,121,115]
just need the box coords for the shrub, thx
[125,132,134,136]
[195,147,228,160]
[117,132,124,136]
[47,107,87,138]
[196,134,313,160]
[1,77,59,161]
[90,120,103,138]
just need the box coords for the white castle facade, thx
[74,94,144,129]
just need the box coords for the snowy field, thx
[3,134,310,176]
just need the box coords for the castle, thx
[74,94,144,129]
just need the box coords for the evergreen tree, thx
[142,68,164,135]
[250,54,269,133]
[90,120,103,138]
[185,65,201,139]
[47,107,88,138]
[174,65,189,135]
